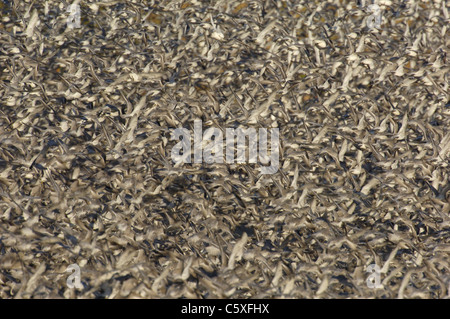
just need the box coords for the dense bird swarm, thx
[0,0,449,299]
